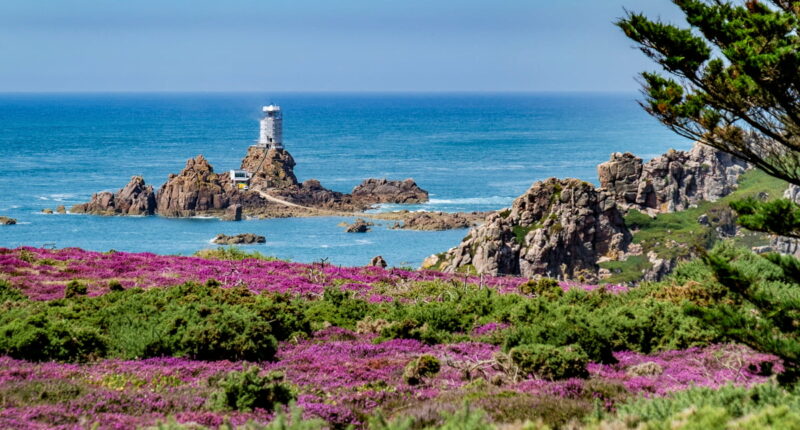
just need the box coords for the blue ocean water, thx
[0,93,688,267]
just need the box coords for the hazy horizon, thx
[1,0,685,93]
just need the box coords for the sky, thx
[0,0,686,92]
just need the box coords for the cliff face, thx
[438,178,631,281]
[71,176,156,216]
[241,146,298,189]
[156,155,232,217]
[598,144,750,213]
[351,179,429,204]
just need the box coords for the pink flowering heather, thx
[0,247,528,301]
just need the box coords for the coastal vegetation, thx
[0,246,791,428]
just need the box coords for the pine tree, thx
[618,1,800,382]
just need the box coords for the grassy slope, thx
[600,169,788,284]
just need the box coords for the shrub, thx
[519,278,562,298]
[509,343,588,380]
[108,280,124,292]
[403,354,441,385]
[64,280,87,298]
[207,366,294,412]
[194,247,280,261]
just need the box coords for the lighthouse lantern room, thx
[257,105,283,149]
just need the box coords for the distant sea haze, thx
[0,93,688,267]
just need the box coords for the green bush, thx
[509,343,588,380]
[403,354,441,385]
[0,283,310,363]
[107,279,124,292]
[207,366,294,412]
[64,280,87,298]
[518,278,563,298]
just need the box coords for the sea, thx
[0,93,688,267]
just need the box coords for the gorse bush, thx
[510,343,589,380]
[64,280,87,298]
[207,366,294,412]
[403,354,441,385]
[0,283,311,362]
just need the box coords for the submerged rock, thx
[72,176,157,216]
[345,218,373,233]
[0,216,16,225]
[439,178,631,281]
[212,233,266,245]
[351,178,429,204]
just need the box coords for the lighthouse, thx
[257,105,283,149]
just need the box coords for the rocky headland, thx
[72,147,432,221]
[430,143,758,282]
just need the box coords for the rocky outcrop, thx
[369,256,388,268]
[74,148,431,219]
[241,146,298,189]
[221,204,243,221]
[391,211,485,231]
[0,216,16,225]
[71,176,157,216]
[156,156,234,217]
[351,179,429,204]
[212,233,266,245]
[772,184,800,257]
[598,143,750,213]
[344,218,373,233]
[439,178,631,281]
[56,205,66,214]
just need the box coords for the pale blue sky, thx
[0,0,684,92]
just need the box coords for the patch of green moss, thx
[512,224,539,245]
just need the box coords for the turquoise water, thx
[0,93,688,266]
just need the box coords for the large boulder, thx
[156,156,231,217]
[598,143,750,213]
[439,178,631,281]
[71,176,157,216]
[0,216,16,225]
[241,146,298,189]
[351,178,429,204]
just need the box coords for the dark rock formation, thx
[391,211,483,231]
[241,146,298,189]
[345,218,373,233]
[369,256,388,268]
[72,176,157,216]
[212,233,266,245]
[598,143,750,213]
[221,204,243,221]
[0,216,16,225]
[156,156,233,217]
[351,179,429,204]
[439,178,631,280]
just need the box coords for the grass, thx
[193,246,283,261]
[600,169,788,284]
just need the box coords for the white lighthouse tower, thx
[257,105,283,149]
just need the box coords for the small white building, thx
[257,105,283,149]
[230,169,252,190]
